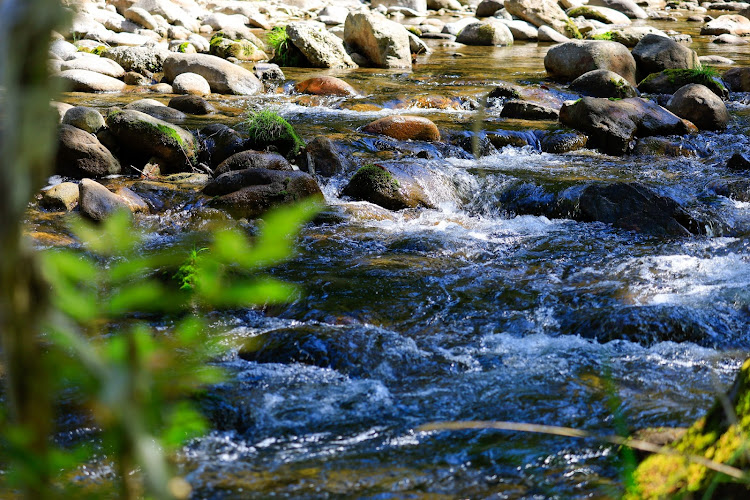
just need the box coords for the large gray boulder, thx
[62,106,106,134]
[106,109,198,172]
[632,34,699,81]
[544,40,637,85]
[56,69,126,92]
[56,125,121,178]
[344,12,412,69]
[286,21,358,69]
[701,14,750,36]
[559,97,696,155]
[666,84,730,131]
[163,53,263,95]
[505,0,577,37]
[79,178,131,221]
[103,45,169,74]
[587,0,647,19]
[456,21,514,46]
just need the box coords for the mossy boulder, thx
[638,69,729,99]
[209,34,268,62]
[105,109,198,173]
[631,34,699,81]
[629,358,750,498]
[341,163,434,211]
[570,69,638,98]
[241,110,306,160]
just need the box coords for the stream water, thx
[32,15,750,498]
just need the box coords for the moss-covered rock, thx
[341,163,434,211]
[629,358,750,498]
[241,110,306,160]
[209,34,268,62]
[638,68,728,99]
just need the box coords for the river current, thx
[40,17,750,498]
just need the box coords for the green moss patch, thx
[241,109,305,159]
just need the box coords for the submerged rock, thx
[559,97,696,155]
[539,129,588,153]
[544,40,637,85]
[303,136,350,177]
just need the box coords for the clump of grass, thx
[267,26,305,67]
[591,31,614,41]
[241,109,305,158]
[178,41,190,53]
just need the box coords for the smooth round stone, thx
[57,69,126,92]
[60,57,125,78]
[63,106,106,133]
[172,72,211,95]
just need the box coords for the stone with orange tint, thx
[362,115,440,142]
[294,76,359,97]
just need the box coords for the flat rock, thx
[500,100,559,120]
[56,69,126,92]
[294,76,359,97]
[362,115,440,141]
[214,150,293,176]
[163,53,263,95]
[168,95,215,115]
[124,99,187,122]
[60,57,126,78]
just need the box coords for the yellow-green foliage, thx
[628,358,750,498]
[241,109,305,158]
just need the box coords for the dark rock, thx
[723,67,750,92]
[544,40,637,85]
[708,179,750,201]
[666,83,729,131]
[559,97,696,155]
[124,99,187,122]
[569,69,638,98]
[576,182,700,236]
[486,129,539,149]
[476,0,504,17]
[487,83,523,100]
[214,150,292,177]
[304,136,350,177]
[204,168,323,218]
[632,137,701,157]
[449,131,498,157]
[56,125,121,178]
[341,163,434,210]
[631,33,699,81]
[168,95,216,115]
[79,178,130,221]
[106,109,198,173]
[638,69,729,99]
[539,129,588,153]
[726,152,750,171]
[500,100,559,120]
[198,124,246,168]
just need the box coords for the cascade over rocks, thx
[544,40,637,85]
[559,97,696,155]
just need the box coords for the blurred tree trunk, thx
[0,0,66,496]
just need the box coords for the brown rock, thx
[294,76,359,97]
[362,115,441,142]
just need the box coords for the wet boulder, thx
[106,109,197,173]
[286,21,358,69]
[344,12,412,69]
[62,106,106,134]
[341,163,435,210]
[726,152,750,171]
[198,123,245,168]
[303,136,350,177]
[163,53,263,95]
[544,40,637,85]
[632,137,701,158]
[631,34,699,81]
[203,169,323,219]
[500,100,559,120]
[40,182,80,211]
[559,97,696,155]
[638,69,729,99]
[569,69,638,98]
[208,35,267,62]
[168,95,215,115]
[79,178,131,221]
[723,67,750,91]
[294,76,359,97]
[455,21,514,46]
[701,14,750,35]
[708,179,750,202]
[666,84,729,131]
[124,99,187,122]
[56,125,121,178]
[362,115,440,142]
[539,129,588,153]
[213,150,292,177]
[575,182,701,236]
[56,69,126,93]
[505,0,578,37]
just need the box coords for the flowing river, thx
[31,15,750,498]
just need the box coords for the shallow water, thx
[43,18,750,498]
